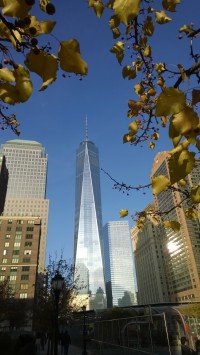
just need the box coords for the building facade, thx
[131,204,169,304]
[0,140,49,272]
[103,221,137,308]
[0,154,8,215]
[150,152,200,302]
[74,139,106,309]
[0,216,41,299]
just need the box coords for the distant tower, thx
[74,128,106,309]
[0,153,8,215]
[1,140,49,272]
[103,221,137,307]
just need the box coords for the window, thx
[12,259,19,264]
[10,275,17,281]
[3,250,7,256]
[2,259,7,264]
[23,257,30,263]
[26,227,34,231]
[0,267,6,271]
[17,220,23,224]
[27,220,35,224]
[7,227,11,231]
[10,267,18,272]
[0,276,5,281]
[24,250,31,255]
[4,242,9,247]
[26,234,33,239]
[5,234,11,239]
[16,227,22,232]
[19,293,27,299]
[15,234,21,240]
[21,275,29,280]
[13,250,20,255]
[25,242,32,247]
[20,284,28,290]
[8,219,12,224]
[14,242,21,247]
[22,266,30,272]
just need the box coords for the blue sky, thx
[1,0,199,263]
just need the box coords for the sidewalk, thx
[37,342,94,355]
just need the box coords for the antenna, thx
[85,115,88,141]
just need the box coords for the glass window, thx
[2,259,7,264]
[27,220,35,224]
[14,242,21,247]
[13,250,20,255]
[19,293,27,299]
[16,227,22,231]
[26,234,33,239]
[20,284,28,290]
[27,227,34,231]
[3,250,7,255]
[22,266,30,272]
[7,227,11,231]
[0,276,5,281]
[25,242,32,247]
[5,234,11,239]
[12,259,19,264]
[10,267,18,272]
[0,267,6,271]
[24,250,31,255]
[4,242,9,247]
[21,275,29,280]
[10,275,17,281]
[15,234,21,240]
[23,258,30,263]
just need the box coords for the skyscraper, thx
[0,140,49,272]
[0,153,8,215]
[103,221,137,307]
[150,152,200,302]
[74,137,106,309]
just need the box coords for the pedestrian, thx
[61,330,71,355]
[195,339,200,355]
[181,336,195,355]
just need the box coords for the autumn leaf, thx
[58,40,88,75]
[0,68,15,82]
[142,16,154,36]
[163,220,180,232]
[25,50,58,91]
[152,175,170,194]
[24,16,56,36]
[120,209,129,217]
[149,142,155,149]
[2,0,31,18]
[109,15,120,29]
[88,0,104,18]
[112,28,121,39]
[169,150,196,184]
[110,41,124,64]
[155,10,172,24]
[156,88,186,116]
[162,0,180,12]
[190,185,200,204]
[129,121,138,134]
[123,133,135,143]
[185,208,198,220]
[171,106,199,136]
[122,66,136,80]
[113,0,141,25]
[143,45,152,57]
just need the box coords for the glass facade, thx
[103,221,137,307]
[74,140,106,309]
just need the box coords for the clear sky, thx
[1,1,199,264]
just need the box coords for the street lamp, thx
[52,272,64,355]
[82,305,87,355]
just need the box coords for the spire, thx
[85,115,88,141]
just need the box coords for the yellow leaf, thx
[25,50,58,91]
[0,68,15,82]
[152,175,170,194]
[123,133,135,143]
[0,65,32,104]
[156,87,186,116]
[109,15,120,29]
[163,220,180,232]
[151,132,159,140]
[143,45,152,57]
[122,66,136,80]
[58,40,88,75]
[179,179,186,186]
[129,121,138,134]
[110,41,124,64]
[120,209,129,218]
[148,215,159,225]
[190,185,200,204]
[113,0,141,25]
[169,150,196,184]
[149,142,155,149]
[112,28,121,39]
[162,0,180,12]
[88,0,104,18]
[24,16,56,36]
[142,16,154,36]
[147,88,156,96]
[185,208,198,220]
[155,11,172,24]
[169,119,182,147]
[0,21,21,48]
[155,63,165,74]
[2,0,31,18]
[134,82,145,96]
[179,24,192,34]
[171,106,199,136]
[192,89,200,106]
[157,76,165,87]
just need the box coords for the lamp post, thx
[52,272,64,355]
[82,305,87,355]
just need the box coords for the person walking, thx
[61,330,71,355]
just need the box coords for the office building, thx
[0,140,49,272]
[0,216,41,299]
[103,221,137,307]
[74,137,106,309]
[150,152,200,302]
[0,154,8,215]
[131,203,169,304]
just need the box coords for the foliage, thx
[93,0,200,229]
[34,255,81,332]
[179,303,200,318]
[0,0,87,134]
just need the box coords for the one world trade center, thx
[74,131,106,310]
